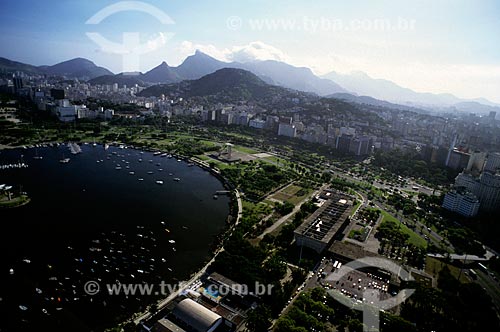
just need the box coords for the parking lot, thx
[295,257,397,306]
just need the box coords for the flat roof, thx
[328,241,378,261]
[294,192,353,244]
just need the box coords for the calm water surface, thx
[0,144,230,331]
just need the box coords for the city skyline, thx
[1,0,500,103]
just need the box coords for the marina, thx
[0,144,231,331]
[0,162,29,170]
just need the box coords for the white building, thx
[455,170,500,212]
[55,100,77,122]
[249,119,265,129]
[442,187,480,217]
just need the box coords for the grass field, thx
[270,184,310,205]
[380,209,427,248]
[425,256,470,283]
[350,201,361,216]
[234,145,259,154]
[0,194,30,208]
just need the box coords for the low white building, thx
[249,119,265,129]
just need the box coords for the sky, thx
[1,0,499,103]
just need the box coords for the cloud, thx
[228,41,290,63]
[176,40,290,64]
[173,40,500,103]
[177,41,230,62]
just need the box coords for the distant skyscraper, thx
[447,150,471,171]
[336,134,353,153]
[466,151,487,173]
[13,77,23,92]
[445,134,458,167]
[489,111,497,120]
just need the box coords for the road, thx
[475,269,500,314]
[258,184,328,239]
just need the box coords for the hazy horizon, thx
[1,0,499,103]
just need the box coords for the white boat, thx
[129,171,135,175]
[156,180,164,185]
[115,166,122,170]
[59,158,70,164]
[33,149,43,160]
[168,240,176,244]
[138,178,144,181]
[173,178,180,182]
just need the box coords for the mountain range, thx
[1,52,499,114]
[87,50,347,96]
[138,67,291,100]
[0,57,113,79]
[322,70,500,111]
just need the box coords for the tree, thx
[246,305,272,332]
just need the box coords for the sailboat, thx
[59,153,70,163]
[33,148,43,160]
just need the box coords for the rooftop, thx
[295,191,354,244]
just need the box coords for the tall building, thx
[13,77,23,92]
[484,152,500,172]
[278,123,296,138]
[446,149,471,171]
[336,134,353,153]
[466,151,487,173]
[455,170,500,212]
[442,187,480,217]
[348,136,371,156]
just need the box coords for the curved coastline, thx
[0,143,235,331]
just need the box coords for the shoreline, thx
[1,142,240,330]
[0,195,31,209]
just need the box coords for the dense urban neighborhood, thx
[1,50,500,332]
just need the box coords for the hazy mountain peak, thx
[45,57,113,79]
[175,50,227,80]
[349,70,370,78]
[142,61,179,83]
